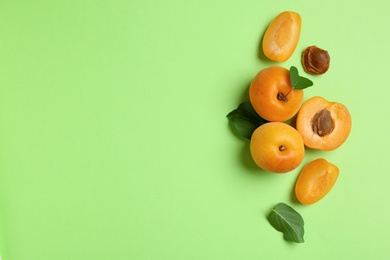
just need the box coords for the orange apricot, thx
[295,158,339,204]
[262,11,301,62]
[249,66,303,122]
[296,96,352,151]
[250,122,305,173]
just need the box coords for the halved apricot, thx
[250,122,305,173]
[249,66,303,122]
[262,11,301,62]
[296,96,351,151]
[295,158,339,204]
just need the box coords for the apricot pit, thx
[302,46,330,75]
[311,109,334,137]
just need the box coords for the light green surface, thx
[0,0,389,259]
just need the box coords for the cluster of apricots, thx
[249,11,352,204]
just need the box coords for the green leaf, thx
[267,203,305,243]
[226,101,267,140]
[289,66,313,90]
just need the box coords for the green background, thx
[0,0,389,259]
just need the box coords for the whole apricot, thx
[250,122,305,173]
[262,11,301,62]
[249,66,303,122]
[296,96,352,151]
[295,158,339,204]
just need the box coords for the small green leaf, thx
[289,66,313,90]
[289,66,300,87]
[227,101,267,140]
[267,203,305,243]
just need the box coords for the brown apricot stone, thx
[296,96,351,151]
[302,46,330,75]
[311,109,335,137]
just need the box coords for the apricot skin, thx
[250,122,305,173]
[249,66,303,122]
[262,11,301,62]
[295,158,339,205]
[296,96,352,151]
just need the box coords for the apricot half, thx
[262,11,301,62]
[250,122,305,173]
[249,66,303,122]
[296,96,352,151]
[295,158,339,204]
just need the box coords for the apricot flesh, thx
[249,66,303,122]
[263,11,301,62]
[250,122,305,173]
[295,158,339,204]
[296,96,352,151]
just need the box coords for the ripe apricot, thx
[296,96,352,151]
[262,11,301,62]
[250,122,305,173]
[249,66,303,122]
[295,158,339,204]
